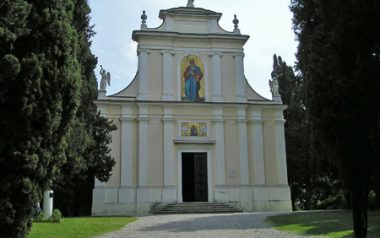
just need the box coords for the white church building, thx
[92,1,292,216]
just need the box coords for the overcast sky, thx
[88,0,297,99]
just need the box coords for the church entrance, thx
[182,152,208,202]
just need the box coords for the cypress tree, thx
[273,54,312,210]
[53,0,116,216]
[0,0,80,237]
[291,0,380,236]
[275,54,344,210]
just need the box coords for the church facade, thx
[92,2,292,216]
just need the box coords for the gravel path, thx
[95,212,310,238]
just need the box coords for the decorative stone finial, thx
[187,0,194,8]
[141,10,147,30]
[233,14,241,34]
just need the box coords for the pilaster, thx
[248,109,266,185]
[161,50,175,101]
[162,107,176,202]
[211,53,223,102]
[274,110,288,184]
[162,107,175,186]
[213,107,225,185]
[120,106,135,186]
[234,53,247,102]
[237,107,249,185]
[138,105,149,186]
[137,49,150,100]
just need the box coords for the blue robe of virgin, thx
[184,65,202,101]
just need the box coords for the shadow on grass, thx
[267,210,380,238]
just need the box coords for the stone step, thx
[153,202,242,214]
[164,202,227,206]
[161,206,239,210]
[163,205,233,208]
[163,206,239,210]
[158,210,241,213]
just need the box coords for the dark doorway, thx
[182,152,208,202]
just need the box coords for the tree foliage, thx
[274,54,345,211]
[54,113,116,216]
[273,54,310,209]
[290,0,380,236]
[52,0,116,216]
[0,0,116,235]
[0,0,81,237]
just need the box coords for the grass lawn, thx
[28,217,137,238]
[267,210,380,238]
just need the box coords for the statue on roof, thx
[99,65,111,92]
[187,0,194,8]
[269,78,279,96]
[271,54,283,81]
[269,54,283,102]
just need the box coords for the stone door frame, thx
[177,149,213,203]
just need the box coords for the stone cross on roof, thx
[187,0,194,8]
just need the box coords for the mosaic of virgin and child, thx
[182,56,204,102]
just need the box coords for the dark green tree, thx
[291,0,380,236]
[54,113,116,216]
[52,0,116,216]
[0,0,80,237]
[272,54,312,210]
[274,54,345,210]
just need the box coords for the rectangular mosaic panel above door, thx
[181,122,208,137]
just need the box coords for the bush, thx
[34,211,44,222]
[49,209,62,223]
[33,209,61,223]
